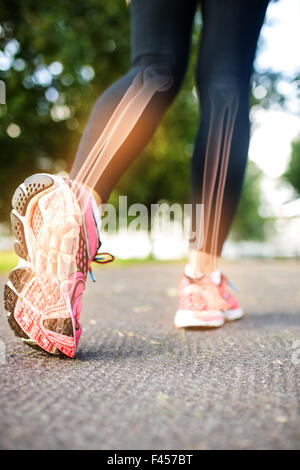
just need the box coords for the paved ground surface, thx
[0,260,299,450]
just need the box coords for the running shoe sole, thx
[174,307,244,328]
[3,173,82,357]
[224,307,244,321]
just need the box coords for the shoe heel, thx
[11,174,54,261]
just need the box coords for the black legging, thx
[70,0,270,256]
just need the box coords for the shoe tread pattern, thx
[4,174,76,354]
[12,174,54,217]
[4,174,63,349]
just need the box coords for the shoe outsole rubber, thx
[174,307,244,329]
[3,174,80,357]
[174,309,225,329]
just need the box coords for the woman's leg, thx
[70,0,197,203]
[190,0,270,273]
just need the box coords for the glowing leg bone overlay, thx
[5,66,173,356]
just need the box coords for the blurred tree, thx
[0,1,282,241]
[283,136,300,197]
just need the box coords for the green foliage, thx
[0,0,130,221]
[0,1,275,241]
[283,136,300,196]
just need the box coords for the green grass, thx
[0,251,185,274]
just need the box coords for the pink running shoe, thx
[217,274,244,321]
[3,173,113,358]
[175,274,230,328]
